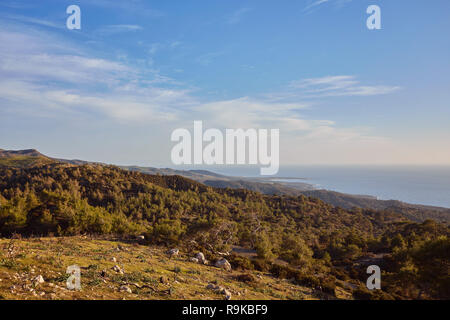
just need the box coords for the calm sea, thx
[199,165,450,208]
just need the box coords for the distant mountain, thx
[0,148,44,158]
[300,190,450,223]
[0,148,54,168]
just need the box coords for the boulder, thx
[119,285,132,294]
[33,275,45,286]
[224,289,232,300]
[195,252,207,264]
[189,257,199,263]
[206,283,218,290]
[112,265,124,274]
[168,248,179,258]
[215,258,232,271]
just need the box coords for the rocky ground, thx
[0,236,344,300]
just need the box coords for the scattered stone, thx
[224,289,232,300]
[111,257,117,263]
[137,235,145,240]
[119,285,132,294]
[167,248,179,258]
[206,283,218,290]
[206,283,232,299]
[215,258,232,271]
[112,265,124,274]
[189,257,199,263]
[33,275,45,286]
[195,252,207,264]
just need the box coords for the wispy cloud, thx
[303,0,353,14]
[78,0,165,18]
[0,24,190,123]
[0,1,35,9]
[227,8,251,24]
[303,0,330,14]
[265,75,400,101]
[95,24,143,36]
[0,22,405,165]
[290,75,400,97]
[304,0,329,11]
[0,13,63,29]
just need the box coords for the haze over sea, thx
[200,165,450,209]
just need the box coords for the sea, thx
[195,165,450,209]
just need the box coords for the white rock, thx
[119,285,132,294]
[189,257,199,263]
[224,289,232,300]
[195,252,207,264]
[168,248,179,257]
[112,265,124,274]
[33,275,45,285]
[215,258,232,271]
[206,283,218,290]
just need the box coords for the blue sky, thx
[0,0,449,166]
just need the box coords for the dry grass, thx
[0,236,322,300]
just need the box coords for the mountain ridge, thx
[1,148,449,223]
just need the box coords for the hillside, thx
[0,149,54,168]
[0,236,333,300]
[0,160,449,299]
[300,190,450,224]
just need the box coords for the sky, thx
[0,0,449,167]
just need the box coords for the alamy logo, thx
[366,265,381,290]
[171,121,279,175]
[66,5,81,30]
[366,5,381,30]
[66,265,81,290]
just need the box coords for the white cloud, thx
[0,13,63,29]
[0,25,194,123]
[95,24,143,36]
[294,75,400,97]
[78,0,165,18]
[265,75,400,101]
[304,0,329,11]
[303,0,353,15]
[0,23,418,165]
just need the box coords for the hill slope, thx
[0,149,54,168]
[0,162,449,299]
[0,236,332,300]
